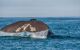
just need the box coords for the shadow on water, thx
[48,31,80,40]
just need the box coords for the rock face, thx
[1,19,49,39]
[1,19,48,33]
[2,19,48,33]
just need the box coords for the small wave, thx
[50,35,80,40]
[0,31,29,37]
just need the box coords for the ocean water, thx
[0,17,80,50]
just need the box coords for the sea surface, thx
[0,17,80,50]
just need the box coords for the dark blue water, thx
[0,17,80,50]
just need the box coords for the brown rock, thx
[1,19,49,33]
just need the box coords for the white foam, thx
[0,30,48,39]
